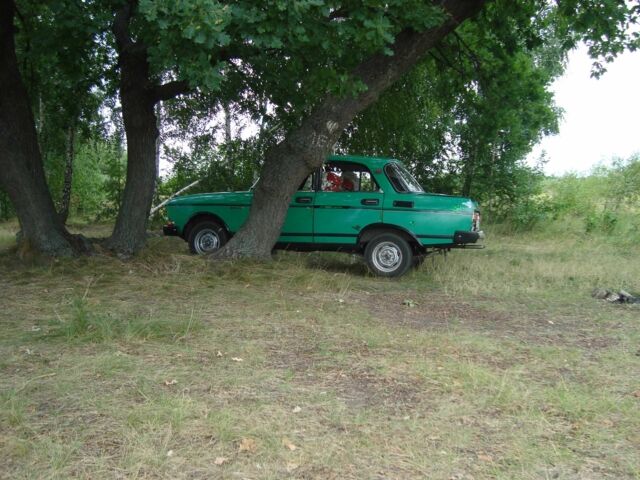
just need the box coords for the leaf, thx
[238,437,257,453]
[231,357,243,362]
[292,406,302,413]
[478,453,493,462]
[282,437,297,451]
[214,456,228,465]
[164,379,178,386]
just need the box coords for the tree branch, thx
[430,46,466,76]
[153,79,190,101]
[149,179,201,217]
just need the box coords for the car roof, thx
[327,155,399,169]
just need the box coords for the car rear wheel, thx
[364,233,413,277]
[187,220,228,255]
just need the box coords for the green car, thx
[163,155,484,277]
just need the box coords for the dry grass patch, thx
[1,222,639,479]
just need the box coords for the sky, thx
[527,45,640,176]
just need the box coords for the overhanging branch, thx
[153,80,190,102]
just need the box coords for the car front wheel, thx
[364,233,413,277]
[187,220,228,255]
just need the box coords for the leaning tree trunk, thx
[217,0,486,259]
[0,0,75,255]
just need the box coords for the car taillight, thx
[472,211,481,231]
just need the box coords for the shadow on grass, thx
[304,252,370,276]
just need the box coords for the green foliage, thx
[0,189,14,221]
[340,1,564,204]
[3,0,639,239]
[498,154,640,238]
[98,140,128,219]
[160,136,265,198]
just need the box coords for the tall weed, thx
[46,298,200,343]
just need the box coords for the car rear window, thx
[384,163,424,193]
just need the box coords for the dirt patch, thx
[326,365,424,411]
[349,290,621,350]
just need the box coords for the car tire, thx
[187,220,228,255]
[364,233,413,277]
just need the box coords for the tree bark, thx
[0,0,75,255]
[59,123,75,224]
[217,0,486,259]
[106,2,189,255]
[104,41,158,255]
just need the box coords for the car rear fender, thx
[357,223,424,253]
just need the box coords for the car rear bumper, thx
[453,230,484,244]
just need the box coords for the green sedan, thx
[164,155,484,277]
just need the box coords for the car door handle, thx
[361,198,379,206]
[295,196,313,204]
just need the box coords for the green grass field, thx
[1,224,639,479]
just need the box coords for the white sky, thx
[528,45,640,175]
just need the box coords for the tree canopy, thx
[0,0,638,257]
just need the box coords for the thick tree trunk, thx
[0,0,75,255]
[106,3,189,255]
[217,0,486,259]
[59,123,75,224]
[105,52,159,255]
[105,4,159,255]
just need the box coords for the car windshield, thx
[384,162,424,193]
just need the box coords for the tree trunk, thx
[106,3,189,255]
[0,0,75,255]
[217,0,486,259]
[105,47,159,255]
[105,4,159,255]
[59,123,75,224]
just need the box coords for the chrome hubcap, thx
[194,229,220,254]
[371,241,402,273]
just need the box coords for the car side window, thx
[298,174,314,191]
[359,171,379,192]
[321,162,380,192]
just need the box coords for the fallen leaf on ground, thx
[214,457,228,465]
[231,357,243,362]
[166,450,174,457]
[238,437,257,453]
[632,390,640,398]
[164,379,178,386]
[216,351,223,357]
[282,437,297,451]
[478,454,493,462]
[292,406,302,413]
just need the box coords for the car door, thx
[279,173,316,244]
[313,162,383,245]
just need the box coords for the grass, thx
[1,222,639,479]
